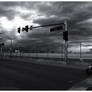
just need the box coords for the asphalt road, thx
[0,58,88,90]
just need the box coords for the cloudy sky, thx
[1,2,92,52]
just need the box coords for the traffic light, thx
[0,43,4,47]
[30,25,33,30]
[1,43,4,46]
[18,27,21,33]
[63,31,68,41]
[25,25,29,32]
[22,27,25,32]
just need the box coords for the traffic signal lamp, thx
[18,27,21,33]
[63,31,68,41]
[0,43,4,47]
[1,43,4,46]
[18,25,32,33]
[30,25,33,30]
[22,27,25,32]
[25,25,29,32]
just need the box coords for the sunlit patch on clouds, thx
[0,17,14,31]
[14,6,31,14]
[78,18,92,25]
[0,15,39,41]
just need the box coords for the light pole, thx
[0,33,4,57]
[4,34,14,56]
[64,20,68,63]
[10,39,13,56]
[80,42,83,63]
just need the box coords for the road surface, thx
[0,58,88,90]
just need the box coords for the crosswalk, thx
[70,76,92,90]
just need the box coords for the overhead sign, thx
[50,24,65,32]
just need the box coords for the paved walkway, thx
[70,76,92,90]
[0,57,89,70]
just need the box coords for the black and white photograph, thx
[0,1,92,90]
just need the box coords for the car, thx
[86,64,92,75]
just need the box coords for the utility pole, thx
[0,43,4,57]
[64,20,68,63]
[10,39,13,56]
[0,33,3,57]
[0,47,2,58]
[0,47,2,53]
[80,42,83,63]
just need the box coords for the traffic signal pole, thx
[17,20,68,63]
[10,39,13,56]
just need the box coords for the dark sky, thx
[0,2,92,52]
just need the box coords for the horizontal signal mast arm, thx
[32,22,65,29]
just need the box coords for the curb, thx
[0,57,88,70]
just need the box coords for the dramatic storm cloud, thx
[1,2,92,52]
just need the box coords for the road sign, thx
[50,24,65,32]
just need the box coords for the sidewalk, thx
[0,56,89,70]
[70,76,92,90]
